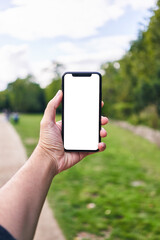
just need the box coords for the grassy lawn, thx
[12,114,160,240]
[11,114,43,156]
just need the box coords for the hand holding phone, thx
[38,76,108,174]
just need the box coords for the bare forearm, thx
[0,146,55,240]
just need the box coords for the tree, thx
[101,0,160,120]
[6,75,45,113]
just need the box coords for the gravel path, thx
[114,120,160,147]
[0,114,65,240]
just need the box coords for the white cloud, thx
[0,44,31,90]
[115,0,157,10]
[32,60,55,88]
[0,35,133,90]
[0,44,56,90]
[0,0,156,40]
[56,35,134,71]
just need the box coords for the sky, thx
[0,0,157,90]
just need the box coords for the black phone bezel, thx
[62,71,102,152]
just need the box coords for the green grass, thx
[11,114,42,156]
[12,114,160,240]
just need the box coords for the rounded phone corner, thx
[64,147,68,152]
[93,148,99,152]
[62,72,68,79]
[92,72,102,78]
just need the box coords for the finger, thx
[80,142,106,159]
[101,101,104,108]
[101,116,108,125]
[44,90,63,123]
[100,127,107,137]
[79,141,106,160]
[79,151,94,160]
[98,142,106,152]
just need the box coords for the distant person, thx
[0,90,108,240]
[13,112,19,124]
[4,109,10,121]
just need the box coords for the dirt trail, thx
[114,120,160,147]
[0,114,65,240]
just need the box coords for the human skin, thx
[0,90,108,240]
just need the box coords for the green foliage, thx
[44,61,64,113]
[45,78,62,113]
[129,105,160,129]
[0,90,10,110]
[0,75,45,113]
[101,0,160,127]
[8,76,45,112]
[45,78,61,102]
[12,114,160,240]
[113,102,133,119]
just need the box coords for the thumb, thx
[44,90,63,123]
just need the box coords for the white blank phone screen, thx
[63,73,100,151]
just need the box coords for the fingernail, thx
[56,90,61,96]
[101,142,105,149]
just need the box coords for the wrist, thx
[31,144,58,177]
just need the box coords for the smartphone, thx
[62,72,101,152]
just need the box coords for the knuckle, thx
[48,98,55,107]
[47,99,52,107]
[40,119,52,129]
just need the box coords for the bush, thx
[129,105,160,129]
[112,102,133,119]
[128,114,140,125]
[139,105,159,129]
